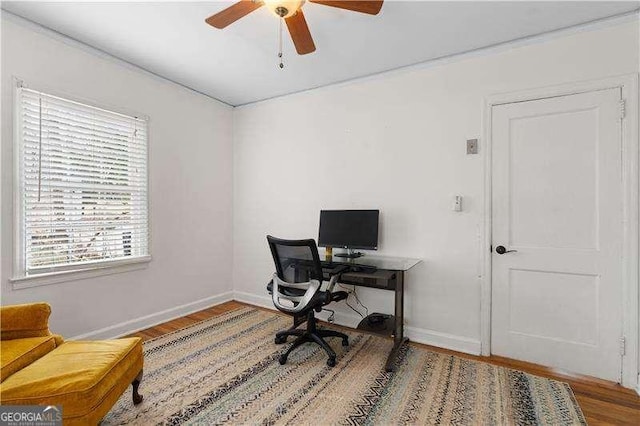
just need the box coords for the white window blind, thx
[16,86,149,276]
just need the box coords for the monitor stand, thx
[334,248,364,258]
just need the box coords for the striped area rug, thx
[104,307,586,425]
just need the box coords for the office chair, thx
[267,235,350,367]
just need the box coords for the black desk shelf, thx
[340,270,397,290]
[357,314,396,337]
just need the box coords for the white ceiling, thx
[3,1,638,106]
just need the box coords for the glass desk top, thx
[318,249,421,271]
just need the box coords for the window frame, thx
[11,78,151,289]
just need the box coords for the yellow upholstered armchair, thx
[0,303,144,425]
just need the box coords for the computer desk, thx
[319,251,421,372]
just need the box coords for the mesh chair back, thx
[267,235,324,314]
[267,236,323,283]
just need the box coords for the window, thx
[14,84,149,280]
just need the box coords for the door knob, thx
[495,245,517,254]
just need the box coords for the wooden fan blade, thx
[205,0,263,29]
[309,0,383,15]
[285,10,316,55]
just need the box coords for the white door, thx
[491,88,623,382]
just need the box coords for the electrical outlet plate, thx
[453,195,463,212]
[467,139,478,154]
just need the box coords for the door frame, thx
[480,74,639,390]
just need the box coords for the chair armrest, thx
[325,269,348,295]
[325,265,350,293]
[271,274,321,314]
[328,265,350,276]
[1,303,53,341]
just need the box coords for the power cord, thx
[352,287,369,317]
[346,299,365,318]
[338,284,370,318]
[322,308,336,323]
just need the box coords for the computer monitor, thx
[318,210,379,258]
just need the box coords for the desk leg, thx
[385,271,408,372]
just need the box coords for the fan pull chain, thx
[278,18,284,69]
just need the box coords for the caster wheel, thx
[342,338,349,347]
[327,357,336,367]
[275,336,286,344]
[279,355,287,365]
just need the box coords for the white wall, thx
[0,15,234,338]
[233,19,639,354]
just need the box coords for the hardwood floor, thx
[127,301,246,341]
[128,301,640,425]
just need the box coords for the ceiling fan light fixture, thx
[263,0,305,18]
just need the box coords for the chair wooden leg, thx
[132,369,143,405]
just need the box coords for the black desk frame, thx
[280,256,413,372]
[322,262,408,372]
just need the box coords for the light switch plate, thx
[453,195,463,212]
[467,139,478,154]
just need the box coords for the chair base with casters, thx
[267,279,349,366]
[275,309,349,367]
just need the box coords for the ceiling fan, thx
[205,0,384,55]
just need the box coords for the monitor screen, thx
[318,210,379,250]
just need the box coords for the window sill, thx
[10,256,152,290]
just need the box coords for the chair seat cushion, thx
[1,337,57,382]
[267,282,349,304]
[267,280,306,297]
[0,338,143,419]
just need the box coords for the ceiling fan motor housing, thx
[264,0,305,18]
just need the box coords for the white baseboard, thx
[233,291,481,355]
[233,291,274,311]
[70,291,234,340]
[405,325,481,355]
